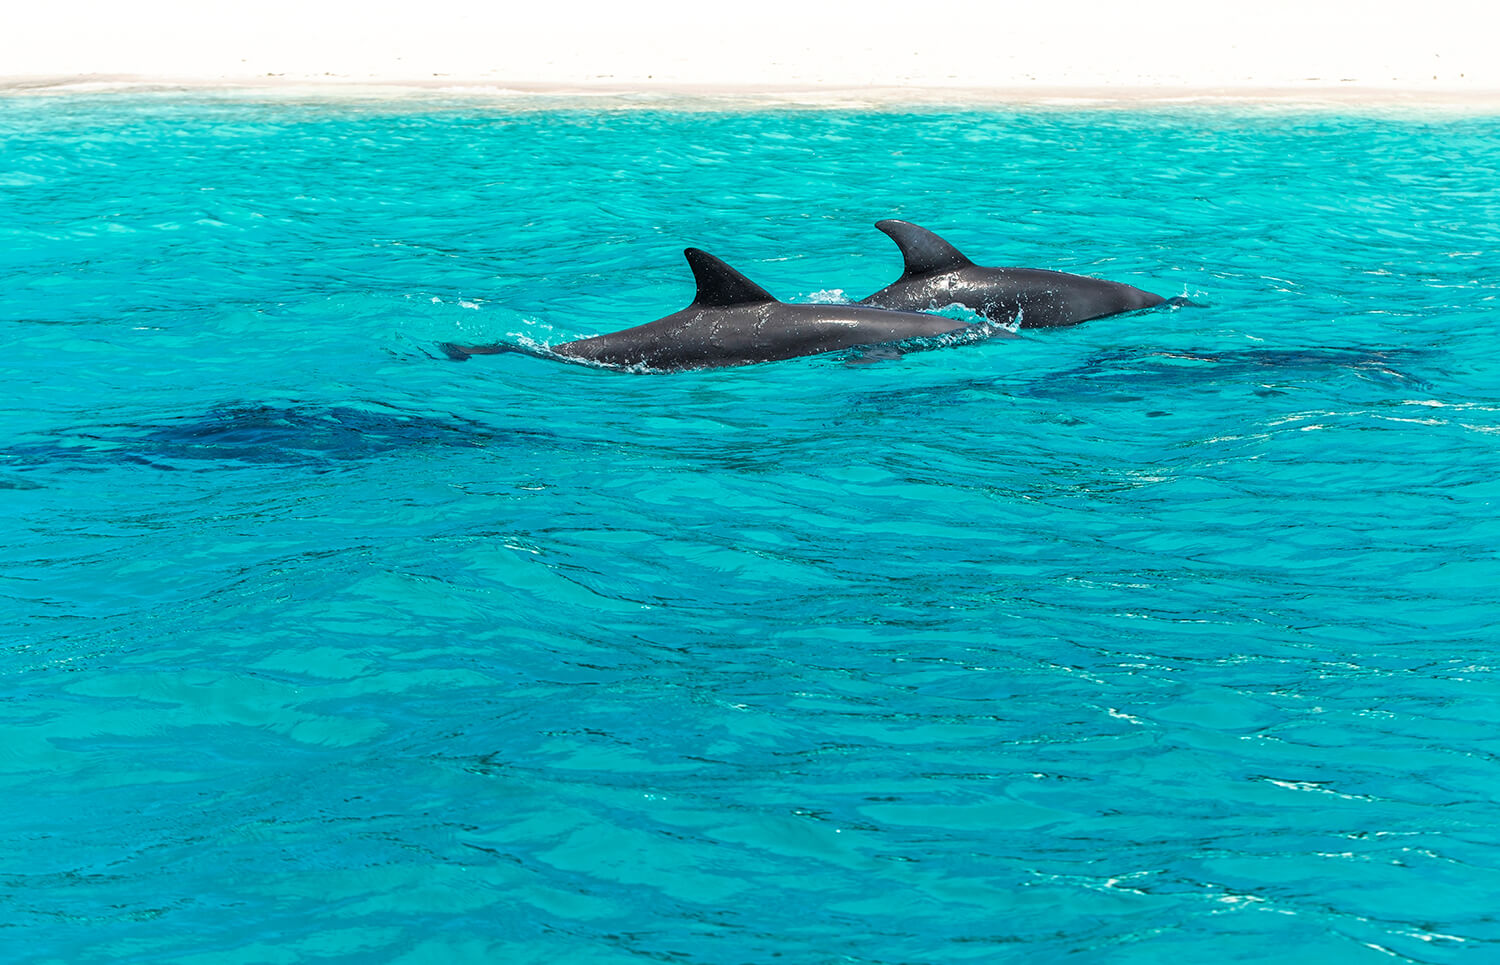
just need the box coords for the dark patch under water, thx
[3,404,553,473]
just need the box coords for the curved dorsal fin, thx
[875,220,975,279]
[684,248,778,308]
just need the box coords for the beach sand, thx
[3,0,1497,107]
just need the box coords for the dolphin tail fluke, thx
[437,342,513,361]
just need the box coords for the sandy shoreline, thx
[4,0,1498,109]
[8,76,1500,113]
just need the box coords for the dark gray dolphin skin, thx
[858,220,1167,328]
[442,247,979,371]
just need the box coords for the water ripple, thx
[3,94,1499,964]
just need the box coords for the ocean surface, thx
[3,91,1498,964]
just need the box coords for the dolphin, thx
[442,247,991,371]
[857,220,1169,328]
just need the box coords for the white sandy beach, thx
[3,0,1498,105]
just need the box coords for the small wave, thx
[889,318,1021,352]
[803,288,857,305]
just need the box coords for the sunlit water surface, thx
[3,93,1499,964]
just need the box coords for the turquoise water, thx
[3,92,1499,963]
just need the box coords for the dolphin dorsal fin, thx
[684,248,778,308]
[875,220,974,279]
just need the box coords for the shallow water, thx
[3,93,1500,963]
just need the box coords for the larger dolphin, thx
[858,220,1168,328]
[442,247,990,371]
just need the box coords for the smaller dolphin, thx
[443,248,991,371]
[858,220,1169,328]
